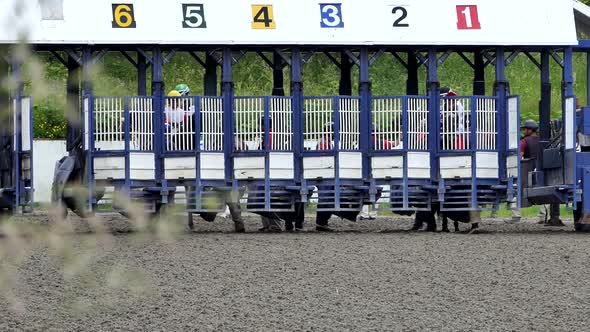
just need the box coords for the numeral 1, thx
[456,5,481,30]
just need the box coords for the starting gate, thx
[371,96,431,211]
[6,0,585,229]
[437,95,514,211]
[303,96,365,212]
[0,96,33,214]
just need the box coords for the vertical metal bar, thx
[427,48,439,181]
[473,51,486,96]
[124,97,131,191]
[222,48,235,190]
[333,96,341,209]
[402,96,409,209]
[470,96,478,210]
[10,58,22,211]
[359,47,371,181]
[81,47,94,210]
[407,52,419,95]
[137,51,147,96]
[495,48,508,182]
[563,47,575,188]
[537,50,551,180]
[195,96,202,211]
[264,96,271,210]
[152,47,164,185]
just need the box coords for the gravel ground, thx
[1,212,589,331]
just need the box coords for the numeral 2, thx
[392,6,409,27]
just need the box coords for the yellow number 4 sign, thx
[251,5,275,29]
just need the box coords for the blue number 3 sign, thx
[320,4,344,28]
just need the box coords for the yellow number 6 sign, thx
[251,5,275,29]
[112,4,136,28]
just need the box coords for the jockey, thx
[440,86,467,150]
[317,122,334,150]
[175,84,191,96]
[165,90,185,127]
[371,124,396,150]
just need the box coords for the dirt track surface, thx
[1,213,590,331]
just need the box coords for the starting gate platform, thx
[5,0,590,231]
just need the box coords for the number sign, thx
[112,4,136,28]
[252,5,276,29]
[456,5,481,30]
[320,4,344,28]
[18,0,571,46]
[182,4,207,28]
[392,6,409,27]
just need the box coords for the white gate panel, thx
[269,152,294,179]
[129,98,154,151]
[165,157,196,179]
[440,97,471,151]
[440,156,471,178]
[93,97,125,151]
[507,155,519,178]
[338,98,360,150]
[234,157,265,179]
[21,97,32,152]
[475,152,499,178]
[339,152,362,178]
[129,152,155,180]
[269,97,293,151]
[200,153,225,179]
[304,157,335,179]
[164,97,195,152]
[201,97,224,151]
[372,156,404,179]
[407,152,431,178]
[84,97,90,150]
[94,157,125,180]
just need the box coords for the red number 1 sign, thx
[456,5,481,30]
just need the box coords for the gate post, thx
[0,49,10,197]
[10,55,23,210]
[272,51,285,96]
[473,51,486,96]
[151,47,164,185]
[137,51,147,96]
[426,48,439,181]
[494,48,508,180]
[81,47,95,209]
[204,53,218,96]
[339,51,352,96]
[66,55,80,154]
[539,49,551,174]
[359,47,373,200]
[407,52,419,95]
[291,49,304,193]
[221,48,235,194]
[562,47,575,187]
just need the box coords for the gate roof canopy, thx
[0,0,579,47]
